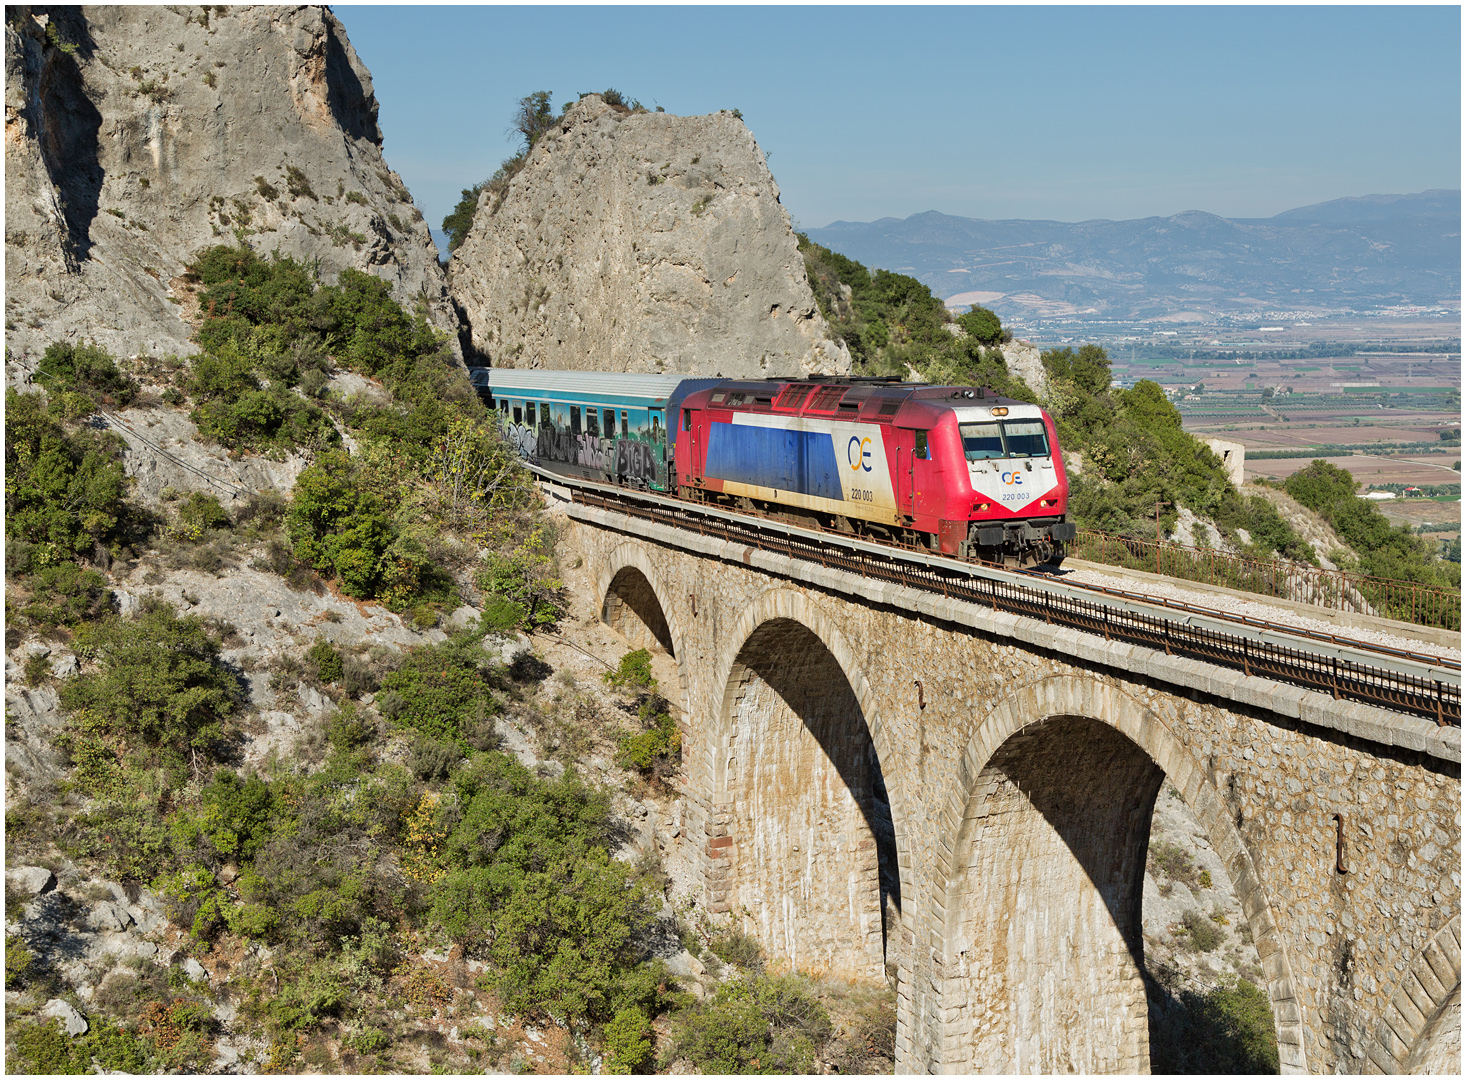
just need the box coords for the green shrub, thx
[1151,975,1279,1073]
[1181,908,1224,952]
[9,1015,152,1075]
[191,386,339,454]
[5,388,130,562]
[616,694,680,777]
[61,603,240,770]
[1284,459,1459,607]
[13,563,113,628]
[481,595,526,635]
[307,637,344,683]
[377,637,497,745]
[956,305,1007,346]
[427,753,661,1022]
[169,491,230,541]
[672,973,833,1074]
[603,1005,654,1074]
[325,702,372,752]
[34,340,136,408]
[285,164,316,200]
[1149,841,1199,895]
[286,450,394,598]
[182,769,276,862]
[346,1026,392,1054]
[604,648,654,691]
[707,928,764,973]
[6,933,34,989]
[474,529,563,628]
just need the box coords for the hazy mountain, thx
[805,191,1460,322]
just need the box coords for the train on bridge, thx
[471,368,1076,567]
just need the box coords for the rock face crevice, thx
[449,96,851,379]
[4,5,457,372]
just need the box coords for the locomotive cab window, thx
[570,406,582,435]
[683,409,692,432]
[960,422,1005,460]
[1002,420,1049,458]
[914,430,930,460]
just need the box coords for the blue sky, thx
[337,4,1461,252]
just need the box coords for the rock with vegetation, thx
[4,5,456,374]
[448,94,849,377]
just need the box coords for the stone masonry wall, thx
[561,502,1460,1074]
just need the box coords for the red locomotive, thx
[674,378,1074,567]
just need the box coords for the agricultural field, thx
[1243,454,1461,488]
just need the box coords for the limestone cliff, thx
[448,96,851,378]
[4,5,456,374]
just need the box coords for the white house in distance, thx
[1363,490,1398,501]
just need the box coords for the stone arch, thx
[702,587,912,983]
[926,674,1307,1075]
[1363,913,1461,1074]
[596,542,690,713]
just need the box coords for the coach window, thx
[621,411,630,437]
[513,405,523,425]
[587,408,600,437]
[914,430,930,460]
[604,409,616,437]
[570,406,582,435]
[526,402,536,428]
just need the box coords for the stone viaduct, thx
[555,491,1460,1074]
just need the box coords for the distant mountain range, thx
[804,190,1460,323]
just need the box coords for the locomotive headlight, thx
[990,407,1009,416]
[1040,499,1058,507]
[974,501,990,512]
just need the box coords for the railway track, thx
[528,464,1461,727]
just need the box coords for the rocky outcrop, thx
[4,5,456,376]
[1000,339,1045,396]
[449,96,850,379]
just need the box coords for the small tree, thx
[956,305,1005,346]
[512,90,558,151]
[441,183,484,252]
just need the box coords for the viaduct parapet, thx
[557,489,1460,1074]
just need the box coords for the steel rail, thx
[529,466,1460,725]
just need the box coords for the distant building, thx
[1204,437,1245,488]
[1363,490,1397,501]
[1404,487,1425,498]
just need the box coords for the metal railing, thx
[1071,530,1461,632]
[572,489,1460,727]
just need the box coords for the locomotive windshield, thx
[1001,420,1049,458]
[960,422,1005,460]
[960,419,1050,460]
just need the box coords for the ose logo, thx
[847,436,873,472]
[1001,472,1023,486]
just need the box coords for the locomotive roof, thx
[706,378,1032,408]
